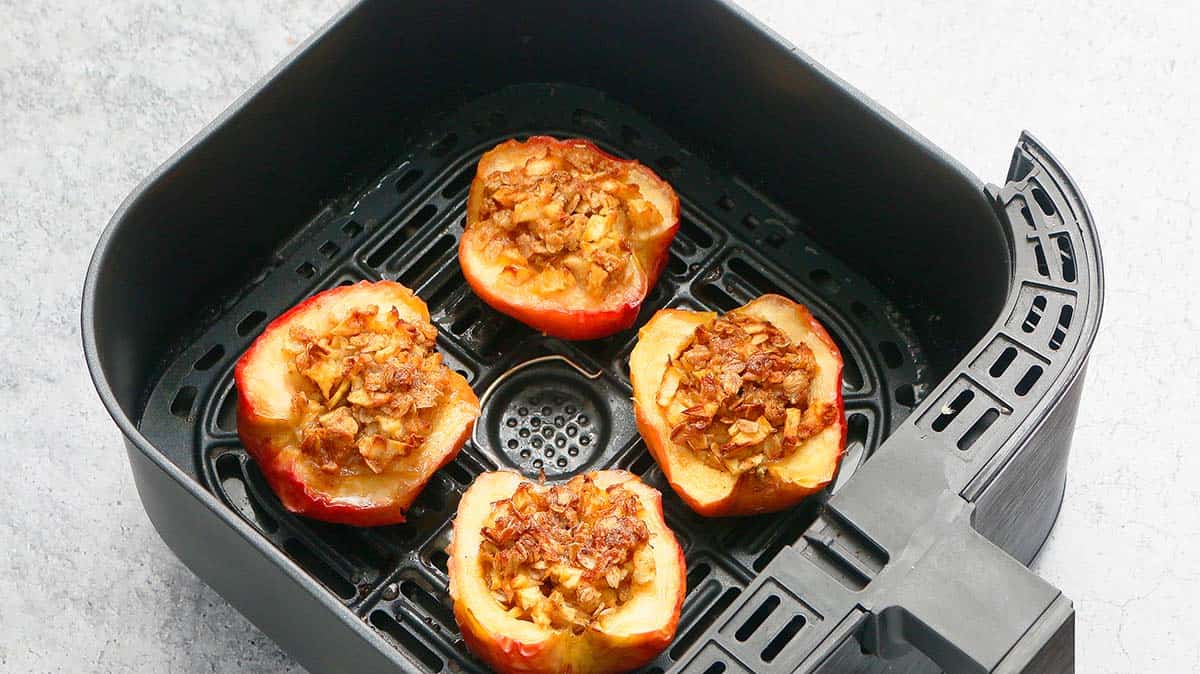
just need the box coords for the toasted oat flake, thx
[661,312,828,473]
[286,304,449,475]
[474,143,664,297]
[479,475,655,632]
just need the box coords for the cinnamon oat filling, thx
[285,304,450,475]
[479,475,656,632]
[474,144,664,296]
[658,312,830,473]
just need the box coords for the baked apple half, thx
[235,280,480,526]
[449,470,685,674]
[460,136,680,340]
[630,295,846,517]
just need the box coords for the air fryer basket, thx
[83,2,1101,673]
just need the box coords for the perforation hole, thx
[727,257,786,298]
[932,389,974,432]
[846,412,869,446]
[400,580,454,627]
[396,168,423,194]
[679,219,714,248]
[215,453,277,532]
[193,344,224,371]
[429,549,449,575]
[670,587,741,659]
[236,310,266,336]
[1019,203,1036,230]
[628,448,655,476]
[398,234,455,283]
[809,269,838,293]
[1050,305,1073,350]
[295,262,317,278]
[370,611,443,671]
[958,408,1000,451]
[216,388,238,432]
[894,384,916,407]
[366,204,437,268]
[1015,365,1043,396]
[441,165,475,199]
[442,456,475,486]
[342,220,363,238]
[426,269,463,310]
[283,539,355,599]
[170,386,197,419]
[990,346,1018,377]
[879,341,902,369]
[668,252,689,276]
[410,477,449,514]
[828,332,863,392]
[736,595,780,642]
[703,663,726,674]
[431,133,458,157]
[695,283,739,312]
[753,501,821,572]
[319,241,339,258]
[1033,240,1050,277]
[717,195,735,211]
[685,562,712,594]
[1053,234,1076,282]
[1032,186,1055,216]
[1022,295,1047,333]
[761,615,805,662]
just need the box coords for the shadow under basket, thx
[83,2,1101,673]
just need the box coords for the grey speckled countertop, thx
[2,1,1197,672]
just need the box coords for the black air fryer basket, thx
[83,2,1101,672]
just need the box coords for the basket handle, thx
[854,494,1074,673]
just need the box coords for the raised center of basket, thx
[477,356,614,477]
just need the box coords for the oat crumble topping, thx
[659,313,829,473]
[480,475,655,632]
[475,143,664,296]
[286,304,449,475]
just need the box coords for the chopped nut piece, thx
[479,475,654,632]
[659,312,820,473]
[286,304,449,475]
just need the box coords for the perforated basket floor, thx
[136,83,931,673]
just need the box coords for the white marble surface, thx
[1,1,1196,672]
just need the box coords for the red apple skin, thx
[460,136,680,340]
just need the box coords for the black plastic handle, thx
[854,494,1073,673]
